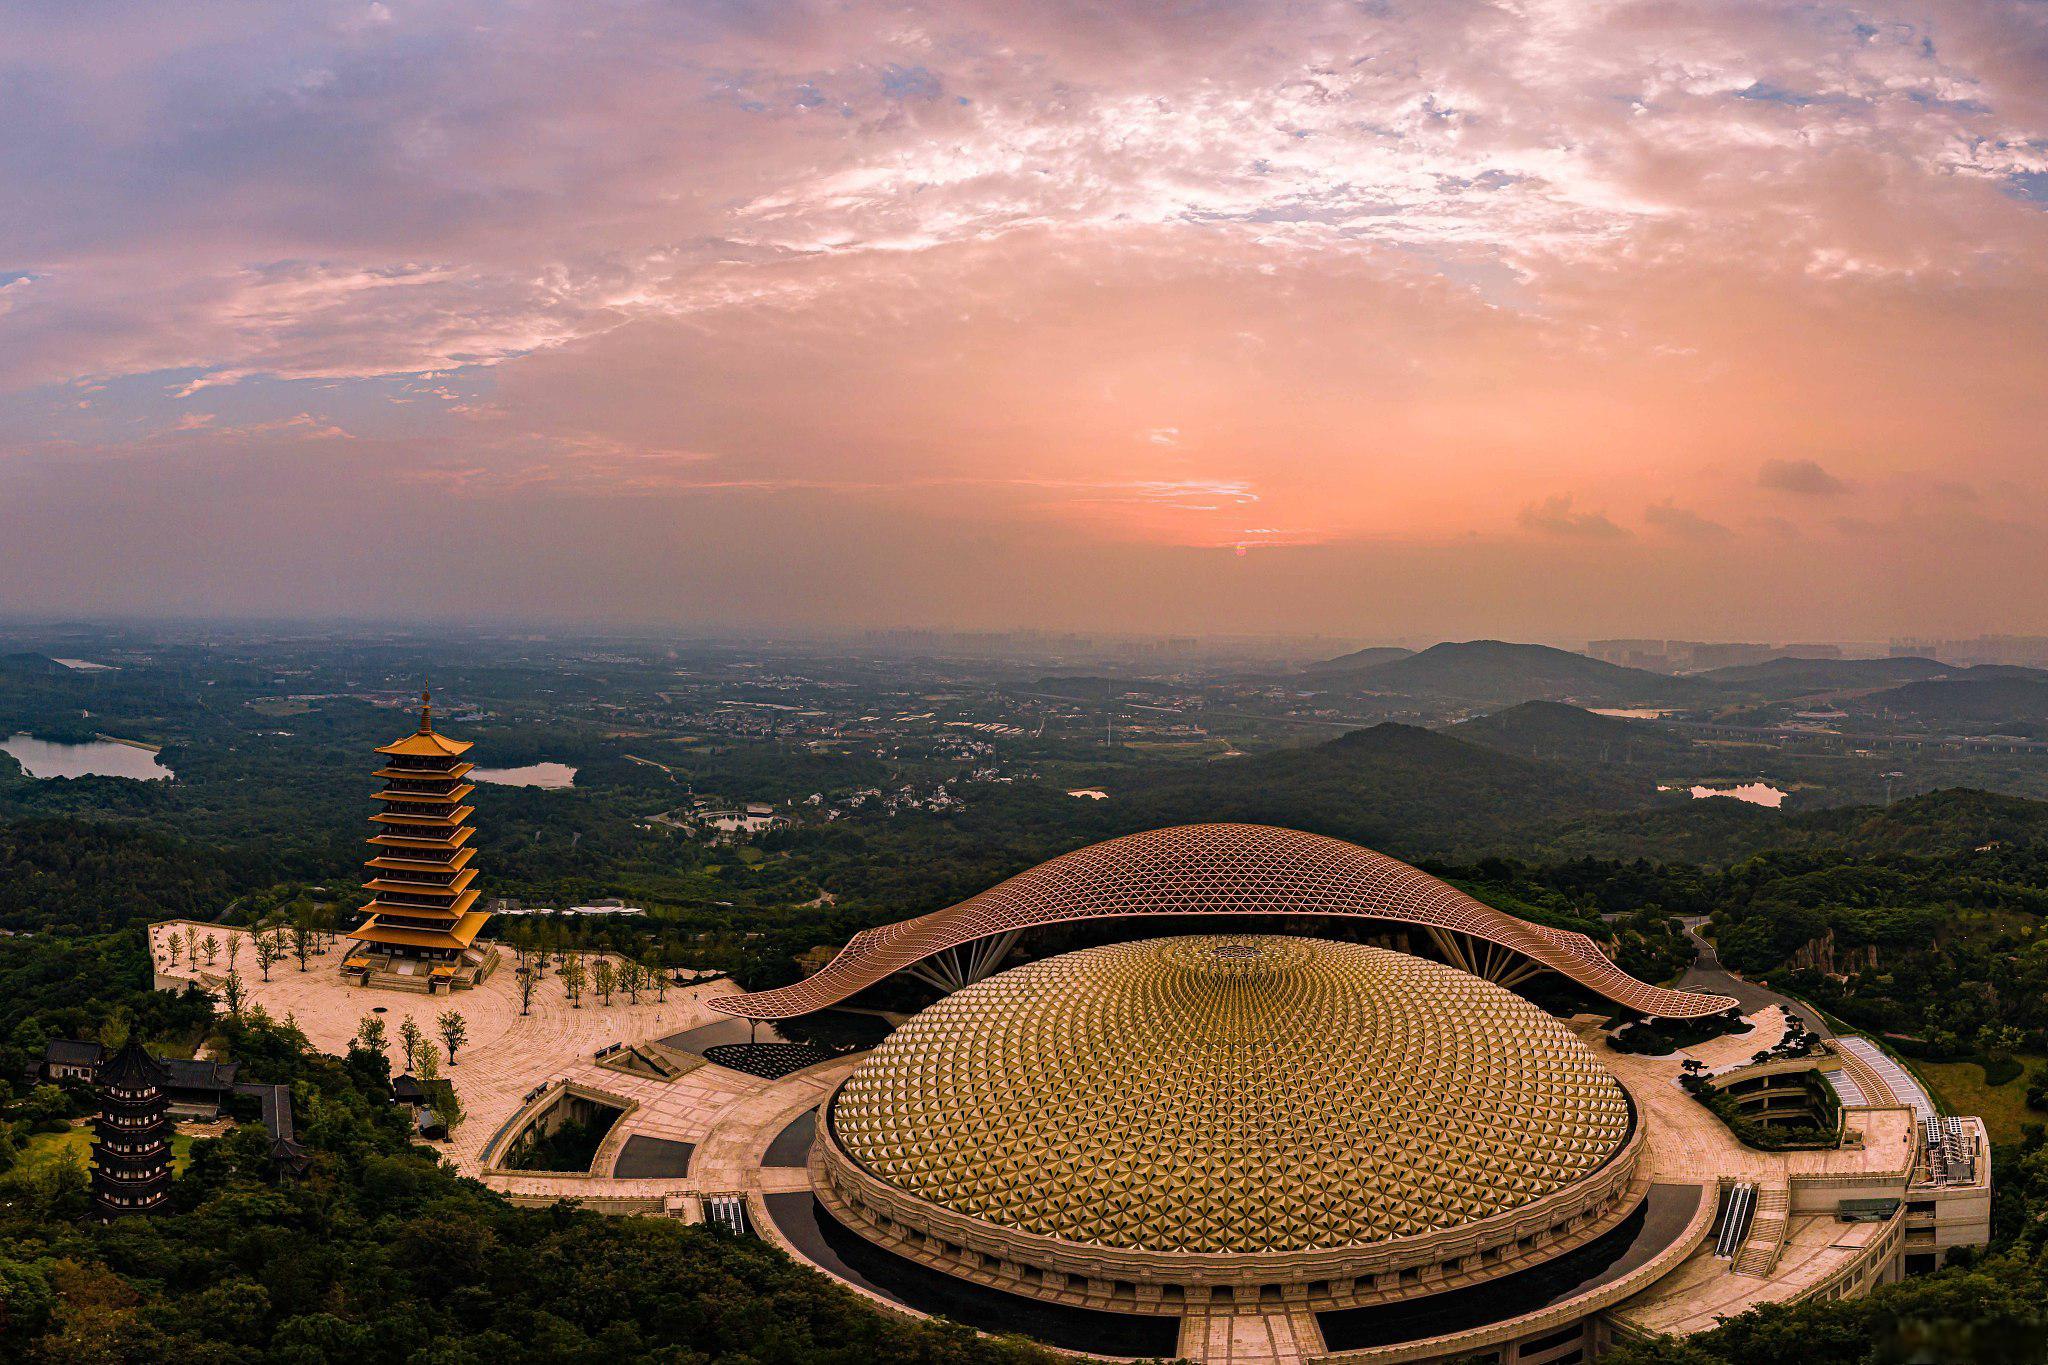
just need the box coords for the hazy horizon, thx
[6,2,2047,638]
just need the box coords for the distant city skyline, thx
[4,2,2047,637]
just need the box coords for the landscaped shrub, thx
[1979,1055,2024,1088]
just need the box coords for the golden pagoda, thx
[345,687,492,985]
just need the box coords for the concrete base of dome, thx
[813,1115,1649,1317]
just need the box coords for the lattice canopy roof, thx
[828,934,1633,1255]
[714,823,1737,1020]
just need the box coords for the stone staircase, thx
[1733,1186,1790,1277]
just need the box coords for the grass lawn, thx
[1915,1053,2046,1145]
[19,1123,200,1174]
[16,1123,93,1172]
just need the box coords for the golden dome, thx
[827,934,1631,1255]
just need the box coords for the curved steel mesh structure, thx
[713,823,1737,1021]
[828,934,1633,1253]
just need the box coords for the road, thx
[1675,916,1833,1040]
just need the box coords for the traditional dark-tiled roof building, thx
[41,1037,104,1082]
[40,1039,240,1117]
[236,1082,313,1178]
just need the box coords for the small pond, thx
[1675,781,1788,808]
[1,734,173,781]
[470,762,577,789]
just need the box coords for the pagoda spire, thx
[418,677,434,733]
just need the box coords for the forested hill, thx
[0,652,68,679]
[0,818,245,935]
[803,721,1661,919]
[1297,644,1414,675]
[1116,732,2048,866]
[1756,788,2048,856]
[1861,676,2048,737]
[1322,640,1712,706]
[1111,721,1645,853]
[1448,700,1698,767]
[1695,655,1952,690]
[1538,787,2048,866]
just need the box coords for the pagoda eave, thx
[360,888,479,918]
[368,827,474,850]
[360,875,477,901]
[374,784,477,806]
[374,732,474,759]
[349,910,490,951]
[373,762,474,782]
[370,807,475,828]
[366,848,477,873]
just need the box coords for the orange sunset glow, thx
[4,1,2047,638]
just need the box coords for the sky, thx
[4,0,2047,641]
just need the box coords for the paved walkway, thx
[1677,918,1833,1040]
[148,921,849,1197]
[1179,1309,1320,1364]
[1575,1016,1914,1189]
[1685,1005,1793,1074]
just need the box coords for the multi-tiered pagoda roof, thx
[348,689,491,957]
[91,1038,172,1217]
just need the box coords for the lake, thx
[470,762,577,789]
[1682,781,1788,808]
[1,733,173,781]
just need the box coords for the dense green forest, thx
[0,1011,1060,1364]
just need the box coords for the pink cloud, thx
[0,0,2046,634]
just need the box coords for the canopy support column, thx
[907,931,1021,995]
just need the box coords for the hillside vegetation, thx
[1316,640,1713,706]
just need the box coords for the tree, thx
[226,933,241,977]
[184,924,200,968]
[16,1084,71,1132]
[621,958,643,1005]
[398,1017,425,1075]
[437,1010,467,1065]
[1976,1022,2026,1064]
[515,963,538,1017]
[415,1041,444,1117]
[560,955,586,1009]
[223,970,246,1019]
[254,930,284,982]
[353,1014,388,1062]
[592,957,616,1006]
[415,1045,463,1132]
[289,919,312,972]
[648,952,669,1003]
[202,934,220,966]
